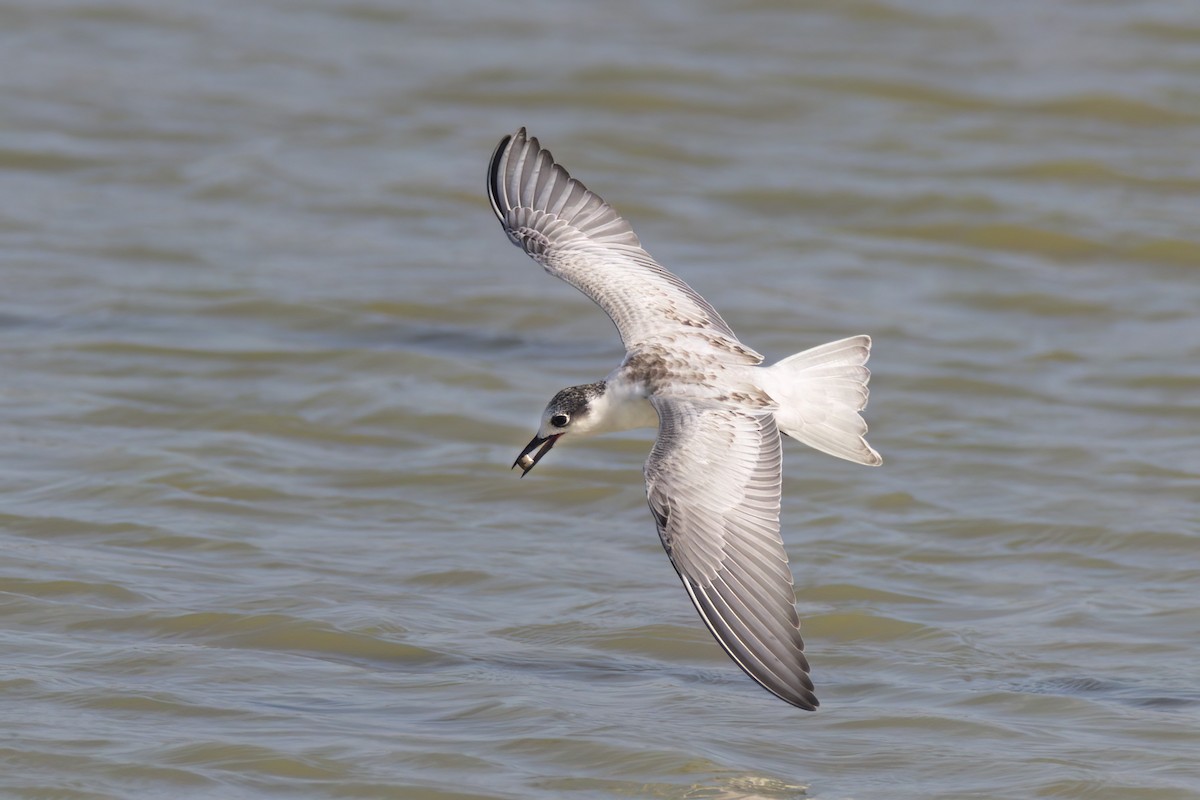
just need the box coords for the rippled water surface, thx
[3,1,1199,798]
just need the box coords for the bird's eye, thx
[550,413,570,427]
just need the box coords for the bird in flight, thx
[488,128,881,710]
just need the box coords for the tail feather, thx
[763,335,882,466]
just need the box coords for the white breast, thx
[582,373,658,436]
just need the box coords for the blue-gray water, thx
[2,1,1199,798]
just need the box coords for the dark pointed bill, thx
[513,434,562,477]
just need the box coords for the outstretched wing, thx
[487,128,761,364]
[644,396,817,710]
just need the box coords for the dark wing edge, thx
[486,128,752,352]
[679,568,818,711]
[645,401,818,711]
[487,127,641,251]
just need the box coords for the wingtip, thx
[488,127,542,222]
[677,573,822,712]
[780,691,820,711]
[487,132,514,220]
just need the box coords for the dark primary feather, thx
[645,398,818,710]
[487,128,759,362]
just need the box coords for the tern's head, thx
[513,382,607,476]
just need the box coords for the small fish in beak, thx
[513,433,562,477]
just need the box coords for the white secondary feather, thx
[490,128,881,710]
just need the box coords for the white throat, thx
[579,376,658,436]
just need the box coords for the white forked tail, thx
[763,335,882,466]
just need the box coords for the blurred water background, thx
[2,0,1199,798]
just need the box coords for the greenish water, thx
[2,1,1199,798]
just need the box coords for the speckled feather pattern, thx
[489,128,879,710]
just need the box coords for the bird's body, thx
[490,129,880,710]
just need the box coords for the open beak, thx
[513,433,562,477]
